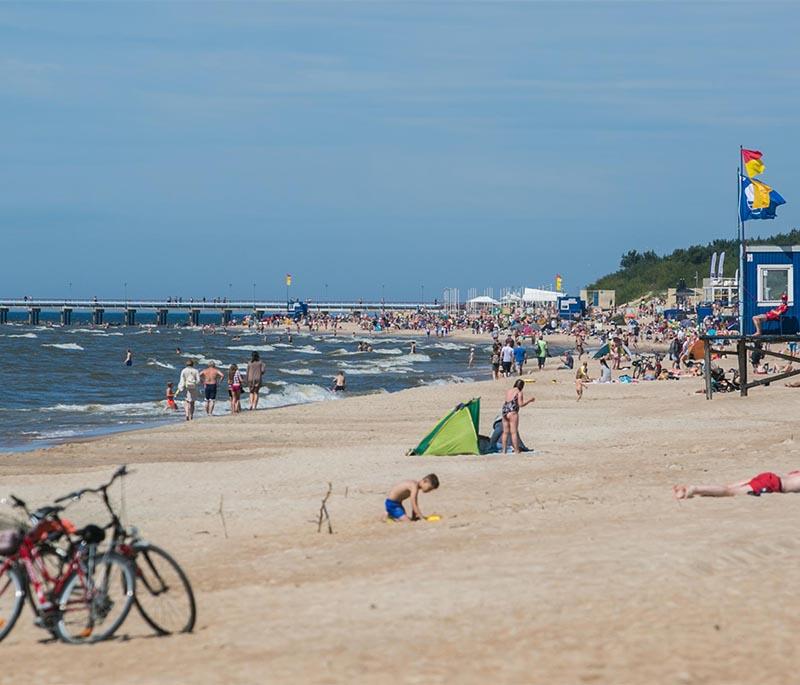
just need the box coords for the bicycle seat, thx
[77,524,105,545]
[31,505,64,521]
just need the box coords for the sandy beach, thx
[0,361,798,685]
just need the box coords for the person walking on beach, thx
[200,361,224,415]
[124,349,133,366]
[513,342,527,376]
[500,340,514,377]
[500,379,534,454]
[491,344,501,380]
[575,361,591,401]
[246,351,266,410]
[468,347,475,369]
[228,363,244,414]
[176,359,201,421]
[535,338,548,370]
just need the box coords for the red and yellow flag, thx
[555,274,563,291]
[285,274,292,287]
[742,148,765,178]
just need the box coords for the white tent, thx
[467,295,500,305]
[521,287,561,303]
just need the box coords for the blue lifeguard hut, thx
[742,245,798,334]
[557,296,585,319]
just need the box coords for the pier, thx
[0,299,440,326]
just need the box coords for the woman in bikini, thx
[500,379,535,454]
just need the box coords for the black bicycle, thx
[55,466,196,635]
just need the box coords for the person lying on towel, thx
[673,470,800,499]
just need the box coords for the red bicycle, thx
[0,495,135,644]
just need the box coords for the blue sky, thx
[1,1,799,302]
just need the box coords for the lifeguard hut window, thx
[757,264,793,306]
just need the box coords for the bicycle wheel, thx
[54,550,135,644]
[133,544,196,634]
[0,565,25,642]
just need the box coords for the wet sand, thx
[1,361,798,685]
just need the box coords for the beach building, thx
[580,289,615,309]
[742,245,800,334]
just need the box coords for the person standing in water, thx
[468,347,475,368]
[331,370,346,392]
[176,359,201,421]
[246,351,266,410]
[124,349,133,366]
[200,361,224,415]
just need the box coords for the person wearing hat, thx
[753,292,789,336]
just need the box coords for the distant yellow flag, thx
[745,158,765,178]
[751,179,772,209]
[286,274,292,286]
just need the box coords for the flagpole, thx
[738,146,745,334]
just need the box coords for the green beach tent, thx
[408,398,482,456]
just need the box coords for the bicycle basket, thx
[0,529,22,556]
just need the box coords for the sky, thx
[1,1,799,302]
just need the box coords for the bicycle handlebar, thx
[53,465,130,504]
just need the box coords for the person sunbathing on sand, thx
[673,470,800,499]
[385,475,439,522]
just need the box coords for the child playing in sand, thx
[165,382,178,411]
[385,475,440,522]
[673,470,800,499]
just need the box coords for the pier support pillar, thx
[60,307,73,326]
[0,307,8,324]
[221,309,232,326]
[157,308,169,327]
[92,308,104,325]
[189,309,201,326]
[28,307,40,326]
[124,308,137,326]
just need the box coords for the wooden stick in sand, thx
[218,494,229,539]
[317,482,333,534]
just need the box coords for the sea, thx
[0,311,486,451]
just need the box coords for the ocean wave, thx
[182,354,224,366]
[432,342,466,351]
[147,358,176,370]
[279,368,313,376]
[418,375,473,387]
[21,429,80,440]
[42,343,84,351]
[295,345,322,355]
[8,333,38,339]
[45,401,164,416]
[259,383,336,409]
[400,353,431,362]
[373,348,403,355]
[226,344,275,352]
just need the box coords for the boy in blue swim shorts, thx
[385,474,440,522]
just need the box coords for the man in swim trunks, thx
[200,362,224,416]
[385,474,440,522]
[753,292,789,336]
[673,470,800,499]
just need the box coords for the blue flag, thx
[740,175,786,221]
